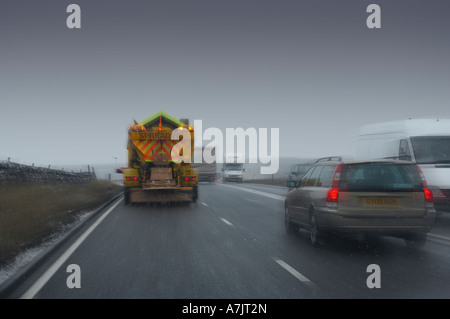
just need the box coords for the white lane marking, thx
[244,198,260,203]
[220,218,234,227]
[201,202,208,207]
[20,198,123,299]
[428,233,450,241]
[219,183,286,201]
[273,257,318,289]
[428,233,450,246]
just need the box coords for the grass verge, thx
[0,180,122,267]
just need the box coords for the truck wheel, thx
[192,186,198,203]
[124,188,130,205]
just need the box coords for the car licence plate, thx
[364,197,399,206]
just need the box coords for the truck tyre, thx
[192,186,198,203]
[124,188,130,205]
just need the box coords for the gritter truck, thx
[118,111,198,205]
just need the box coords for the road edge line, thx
[0,193,123,299]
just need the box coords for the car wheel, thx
[404,233,427,249]
[285,204,296,234]
[309,210,321,247]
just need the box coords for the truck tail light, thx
[126,177,138,181]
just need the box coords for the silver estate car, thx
[284,158,437,248]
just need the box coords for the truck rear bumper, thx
[129,187,194,203]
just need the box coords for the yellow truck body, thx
[121,111,198,204]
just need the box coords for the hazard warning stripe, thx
[133,140,149,153]
[133,138,182,160]
[153,144,162,155]
[134,140,144,149]
[140,140,153,154]
[162,140,173,154]
[147,141,166,157]
[165,140,175,147]
[144,142,159,157]
[141,140,153,154]
[132,140,142,151]
[172,141,186,152]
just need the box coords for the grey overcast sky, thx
[1,0,449,168]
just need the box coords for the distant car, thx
[222,164,245,183]
[287,163,313,190]
[284,157,437,248]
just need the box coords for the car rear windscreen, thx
[339,163,423,192]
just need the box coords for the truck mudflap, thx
[128,187,195,204]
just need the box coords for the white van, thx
[355,118,450,212]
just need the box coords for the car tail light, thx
[424,188,433,203]
[415,164,428,187]
[326,188,339,202]
[326,163,342,208]
[415,164,434,207]
[126,176,138,181]
[331,163,343,188]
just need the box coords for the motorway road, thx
[2,182,450,299]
